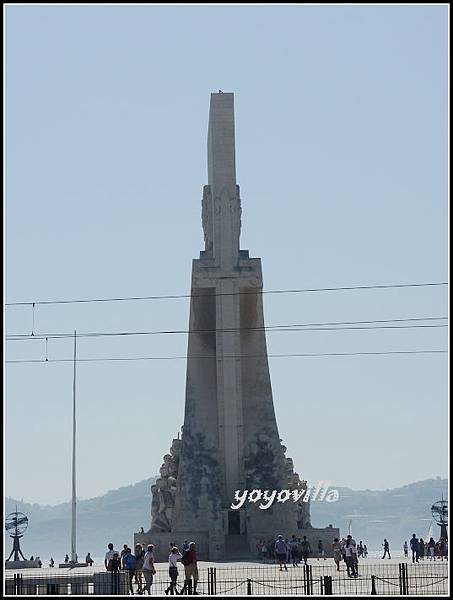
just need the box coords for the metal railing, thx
[4,571,129,595]
[4,561,449,596]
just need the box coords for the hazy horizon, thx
[6,475,448,509]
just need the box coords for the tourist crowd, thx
[53,531,447,595]
[403,535,448,562]
[103,539,199,595]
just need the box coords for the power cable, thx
[5,316,448,341]
[5,350,447,364]
[5,281,448,307]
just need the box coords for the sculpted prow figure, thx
[280,441,311,529]
[150,436,182,532]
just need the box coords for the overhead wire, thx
[5,349,448,364]
[5,281,448,307]
[5,316,448,341]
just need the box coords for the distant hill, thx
[5,477,156,561]
[310,477,448,551]
[6,477,447,561]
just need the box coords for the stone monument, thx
[135,93,339,560]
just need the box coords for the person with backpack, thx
[181,541,198,594]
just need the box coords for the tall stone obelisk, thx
[136,93,337,560]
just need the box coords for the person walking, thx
[332,538,342,572]
[419,538,425,561]
[363,544,368,558]
[274,535,289,571]
[318,540,325,560]
[381,539,391,559]
[300,536,311,566]
[357,541,364,558]
[165,546,182,595]
[403,541,408,558]
[344,535,358,577]
[289,535,299,567]
[135,543,145,593]
[142,544,156,595]
[340,539,347,563]
[351,540,359,577]
[410,534,419,563]
[427,537,436,560]
[439,538,447,561]
[181,542,199,595]
[123,547,137,595]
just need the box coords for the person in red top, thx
[181,542,199,594]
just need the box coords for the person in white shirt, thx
[104,543,119,571]
[143,544,156,595]
[344,535,358,577]
[165,546,182,595]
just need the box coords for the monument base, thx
[135,526,340,561]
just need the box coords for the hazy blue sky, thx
[6,4,448,506]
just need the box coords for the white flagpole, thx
[71,330,77,563]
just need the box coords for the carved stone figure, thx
[282,448,312,529]
[150,437,182,532]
